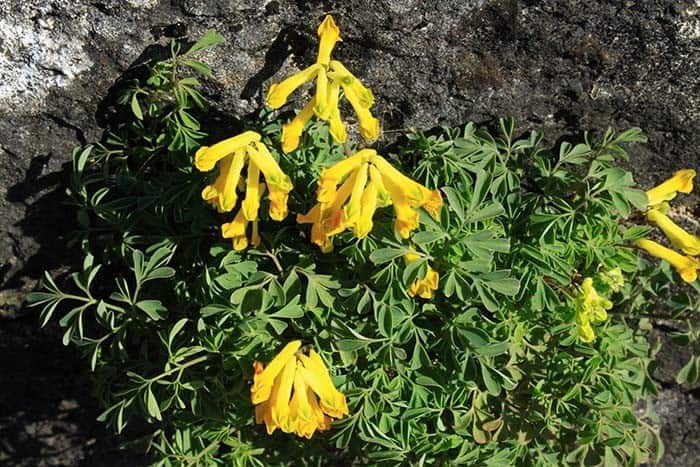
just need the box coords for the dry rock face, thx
[0,0,698,464]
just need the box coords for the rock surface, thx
[0,0,698,465]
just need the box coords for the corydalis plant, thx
[267,15,380,152]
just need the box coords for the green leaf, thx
[369,248,406,264]
[336,339,371,352]
[269,295,304,319]
[146,386,162,420]
[186,30,226,55]
[168,318,188,348]
[136,300,167,320]
[131,93,143,120]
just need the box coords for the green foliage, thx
[27,33,700,466]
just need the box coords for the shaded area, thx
[0,313,147,466]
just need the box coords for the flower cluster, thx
[404,252,440,299]
[195,131,293,250]
[266,15,380,153]
[297,148,443,252]
[575,277,614,343]
[251,341,348,438]
[636,169,699,282]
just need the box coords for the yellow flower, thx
[404,252,440,299]
[328,60,380,141]
[316,15,341,66]
[576,310,596,343]
[195,133,293,250]
[646,169,695,208]
[267,15,380,152]
[251,342,348,438]
[636,239,700,283]
[281,100,315,154]
[298,149,442,251]
[646,209,700,256]
[574,278,612,343]
[266,63,322,109]
[577,278,612,322]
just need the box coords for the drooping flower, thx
[297,149,442,251]
[574,277,612,343]
[635,239,700,283]
[404,252,440,299]
[646,209,700,256]
[195,132,293,250]
[251,341,348,438]
[267,15,380,152]
[645,169,695,209]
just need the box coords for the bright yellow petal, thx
[317,149,375,203]
[323,169,358,236]
[342,162,369,228]
[636,239,700,283]
[393,203,420,238]
[327,80,347,144]
[646,169,696,207]
[247,141,293,194]
[368,165,391,207]
[270,358,296,431]
[266,63,322,109]
[250,340,302,404]
[201,150,245,213]
[307,385,331,431]
[647,209,700,255]
[316,15,341,66]
[297,350,348,419]
[329,60,374,108]
[314,66,330,119]
[371,154,432,206]
[344,85,380,141]
[194,131,260,172]
[268,188,289,221]
[221,209,248,239]
[297,204,322,225]
[242,162,261,221]
[355,178,379,238]
[281,99,315,153]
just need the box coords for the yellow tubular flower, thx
[201,148,247,213]
[266,63,322,109]
[250,340,301,404]
[322,169,359,236]
[241,163,261,221]
[281,100,315,153]
[316,15,341,66]
[194,131,260,172]
[221,209,249,251]
[270,358,296,429]
[314,66,330,119]
[343,85,380,141]
[297,350,348,419]
[342,162,369,228]
[404,252,440,299]
[646,169,696,208]
[251,343,348,438]
[355,177,378,238]
[317,149,374,203]
[371,154,443,217]
[329,60,374,108]
[647,209,700,255]
[246,141,293,221]
[326,80,347,144]
[636,239,700,283]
